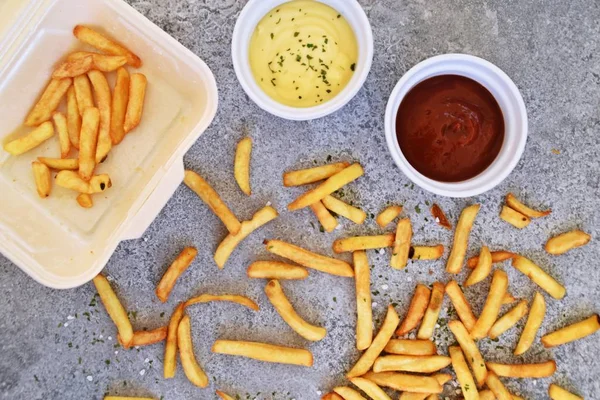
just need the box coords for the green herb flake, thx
[415,205,422,214]
[326,155,332,162]
[333,297,337,302]
[105,360,110,366]
[34,375,39,382]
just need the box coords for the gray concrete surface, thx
[1,0,600,399]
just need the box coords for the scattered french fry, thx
[445,280,477,332]
[92,274,133,347]
[449,346,479,400]
[396,284,430,335]
[311,200,338,232]
[178,315,208,387]
[66,86,81,148]
[464,246,492,286]
[24,78,72,126]
[349,377,392,400]
[486,360,556,378]
[110,67,130,144]
[512,256,566,299]
[446,204,480,274]
[322,195,367,224]
[88,70,112,163]
[56,171,110,194]
[373,355,451,373]
[430,204,451,230]
[73,25,142,67]
[78,107,100,181]
[542,314,600,348]
[417,282,444,339]
[410,245,444,260]
[333,387,367,400]
[283,162,350,186]
[391,218,412,270]
[514,292,546,355]
[471,269,508,339]
[548,384,583,400]
[156,247,198,303]
[545,230,591,255]
[52,55,93,78]
[489,300,529,339]
[77,193,93,208]
[52,112,70,158]
[123,73,147,133]
[118,326,167,349]
[234,137,252,195]
[4,121,54,155]
[247,261,308,280]
[506,193,551,218]
[216,390,236,400]
[333,234,394,253]
[500,205,531,229]
[212,340,313,366]
[31,161,51,198]
[74,75,94,116]
[448,320,487,387]
[486,371,512,400]
[376,205,403,227]
[398,374,451,400]
[354,251,372,350]
[383,339,436,356]
[322,393,344,400]
[68,51,128,72]
[185,294,259,311]
[164,302,185,378]
[467,250,514,268]
[362,372,442,394]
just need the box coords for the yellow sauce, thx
[249,0,358,108]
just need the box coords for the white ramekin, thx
[385,54,528,198]
[232,0,373,121]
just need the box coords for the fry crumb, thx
[551,148,561,154]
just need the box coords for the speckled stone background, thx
[1,0,600,399]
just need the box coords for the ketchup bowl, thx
[385,54,528,198]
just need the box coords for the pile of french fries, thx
[2,25,147,208]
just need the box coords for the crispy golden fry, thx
[110,67,129,144]
[430,204,451,230]
[322,393,344,400]
[376,205,403,227]
[373,355,451,373]
[500,205,531,229]
[56,171,111,194]
[333,234,394,253]
[311,200,338,232]
[52,112,70,158]
[247,261,308,280]
[265,239,354,277]
[87,70,112,163]
[123,73,147,133]
[362,372,442,394]
[545,230,591,255]
[333,387,367,400]
[24,78,71,126]
[265,280,326,341]
[347,305,399,378]
[68,51,128,72]
[467,250,515,268]
[349,377,392,400]
[66,86,81,148]
[448,320,487,387]
[52,55,93,78]
[486,371,512,400]
[216,390,236,400]
[410,245,444,260]
[177,315,208,387]
[449,346,479,400]
[104,397,155,400]
[73,25,142,67]
[31,161,51,198]
[506,193,551,218]
[288,163,364,211]
[548,384,583,400]
[398,374,451,400]
[74,75,94,116]
[156,247,198,303]
[471,269,508,339]
[283,162,350,186]
[542,314,600,348]
[353,251,372,350]
[214,206,278,268]
[164,302,185,378]
[234,137,252,195]
[184,170,241,234]
[391,219,412,269]
[383,339,436,356]
[446,204,480,274]
[445,280,477,332]
[512,256,566,299]
[503,292,516,305]
[4,121,54,155]
[212,340,313,366]
[118,326,167,348]
[92,274,133,347]
[515,292,546,355]
[185,294,258,310]
[322,195,367,224]
[77,193,93,208]
[78,107,100,180]
[464,246,492,286]
[489,300,529,339]
[417,282,445,339]
[486,360,556,378]
[396,284,430,335]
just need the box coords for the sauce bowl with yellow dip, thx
[232,0,373,120]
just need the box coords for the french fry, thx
[430,204,451,230]
[74,75,94,116]
[446,204,480,273]
[311,201,338,232]
[164,302,185,378]
[511,256,566,299]
[52,112,70,158]
[347,305,399,378]
[542,314,600,348]
[265,280,326,341]
[464,246,492,286]
[4,121,54,155]
[212,340,313,366]
[322,195,367,224]
[503,292,516,305]
[391,219,412,269]
[514,292,546,355]
[353,251,372,350]
[77,193,93,208]
[234,137,252,195]
[73,25,142,67]
[183,170,241,234]
[214,206,278,268]
[448,320,487,387]
[118,326,167,348]
[31,161,51,198]
[362,372,442,394]
[449,346,479,400]
[410,245,444,260]
[216,390,236,400]
[489,300,529,339]
[92,274,133,347]
[123,73,147,133]
[376,205,402,227]
[500,206,530,229]
[288,163,364,211]
[467,250,514,268]
[110,67,129,144]
[548,384,583,400]
[349,377,392,400]
[66,86,81,148]
[396,284,430,335]
[156,247,198,303]
[185,294,259,311]
[333,387,367,400]
[283,162,350,186]
[322,393,344,400]
[373,355,451,373]
[445,280,477,332]
[333,234,394,253]
[486,371,512,400]
[486,360,556,378]
[68,51,128,72]
[383,339,436,356]
[52,55,93,78]
[545,230,591,255]
[24,78,71,126]
[265,239,354,277]
[178,315,208,387]
[56,171,110,194]
[78,107,100,181]
[87,70,112,163]
[506,193,551,218]
[471,269,508,339]
[417,282,445,339]
[398,374,451,400]
[247,261,308,280]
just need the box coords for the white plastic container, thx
[0,0,218,288]
[385,54,528,198]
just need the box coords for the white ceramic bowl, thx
[385,54,528,198]
[232,0,373,121]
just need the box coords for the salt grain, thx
[435,217,440,223]
[381,284,389,290]
[115,351,118,355]
[139,369,145,376]
[316,391,322,395]
[64,323,69,327]
[108,336,112,341]
[144,358,150,363]
[372,302,378,308]
[106,275,113,281]
[86,376,93,382]
[379,249,385,255]
[99,335,103,339]
[67,315,75,320]
[406,277,412,282]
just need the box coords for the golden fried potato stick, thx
[73,25,142,67]
[212,340,313,366]
[486,360,556,378]
[333,234,394,253]
[464,246,492,286]
[52,55,93,78]
[247,261,308,280]
[430,204,451,230]
[467,250,514,268]
[489,300,528,340]
[391,218,412,270]
[396,284,430,335]
[354,251,372,350]
[511,256,566,299]
[349,377,392,400]
[31,161,51,198]
[311,200,338,232]
[514,292,546,355]
[178,315,208,387]
[506,193,551,218]
[449,345,479,400]
[545,230,591,255]
[410,245,444,260]
[548,384,583,400]
[288,163,364,211]
[214,206,278,268]
[110,67,129,144]
[333,387,367,400]
[486,371,512,400]
[283,162,350,186]
[118,326,167,348]
[322,393,344,400]
[265,239,354,277]
[184,169,241,234]
[398,374,451,400]
[24,78,71,126]
[542,314,600,348]
[78,107,100,181]
[124,73,147,133]
[56,171,110,194]
[362,372,442,394]
[471,269,508,339]
[446,204,480,273]
[66,86,81,148]
[164,302,185,378]
[52,112,70,158]
[185,294,258,311]
[445,280,477,332]
[234,137,252,195]
[500,205,530,229]
[74,75,94,116]
[417,282,445,339]
[77,193,93,208]
[216,391,235,400]
[373,355,451,373]
[156,247,198,303]
[92,274,133,347]
[87,70,112,163]
[347,305,399,378]
[383,339,436,356]
[68,51,128,72]
[448,320,487,387]
[4,121,54,155]
[376,205,402,227]
[322,195,367,224]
